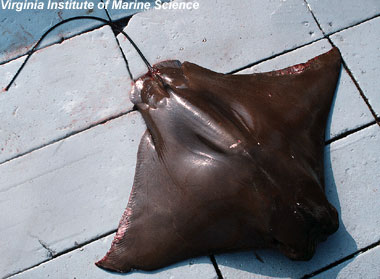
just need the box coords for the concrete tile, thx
[0,56,26,90]
[0,26,133,164]
[8,234,217,279]
[306,0,380,34]
[216,124,380,278]
[330,17,380,117]
[319,245,380,279]
[117,0,323,78]
[239,39,373,141]
[0,0,108,64]
[0,112,145,278]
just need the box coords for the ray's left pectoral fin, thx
[95,131,188,273]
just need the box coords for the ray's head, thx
[129,60,252,157]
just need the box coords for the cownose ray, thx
[1,14,342,276]
[96,47,342,273]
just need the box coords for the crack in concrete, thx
[26,232,56,259]
[38,239,56,259]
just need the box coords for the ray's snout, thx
[130,60,184,109]
[130,74,170,109]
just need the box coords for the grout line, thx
[0,98,372,169]
[226,36,325,74]
[209,255,224,279]
[303,0,380,38]
[0,108,136,167]
[2,5,379,279]
[227,4,379,74]
[301,4,380,277]
[326,13,380,37]
[0,40,376,169]
[303,0,325,35]
[1,8,378,71]
[0,2,377,165]
[102,0,134,80]
[339,60,380,125]
[304,0,380,126]
[102,0,113,22]
[325,121,377,145]
[4,229,117,279]
[0,23,108,67]
[336,57,380,126]
[8,234,224,279]
[302,239,380,278]
[0,13,139,167]
[0,13,138,167]
[0,10,138,67]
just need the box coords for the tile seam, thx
[302,239,380,278]
[1,10,378,71]
[302,4,380,277]
[2,229,117,279]
[0,108,136,167]
[3,4,380,279]
[304,0,380,126]
[2,4,378,172]
[209,255,224,279]
[102,0,134,80]
[336,58,380,125]
[227,36,325,74]
[0,23,108,67]
[325,13,380,37]
[325,121,377,145]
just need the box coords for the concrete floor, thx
[1,0,379,278]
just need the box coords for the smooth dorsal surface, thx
[96,47,342,273]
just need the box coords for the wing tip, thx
[95,256,132,273]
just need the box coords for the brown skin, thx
[96,47,341,273]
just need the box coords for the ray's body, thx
[97,48,342,273]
